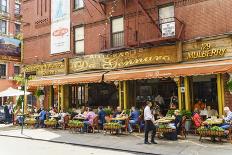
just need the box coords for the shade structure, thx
[0,87,31,97]
[28,72,104,87]
[104,59,232,81]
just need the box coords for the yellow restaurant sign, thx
[0,55,20,62]
[23,45,177,76]
[186,43,227,60]
[69,45,177,73]
[22,61,65,76]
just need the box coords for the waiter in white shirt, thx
[144,101,157,144]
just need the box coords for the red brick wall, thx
[22,0,232,64]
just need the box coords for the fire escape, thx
[95,0,185,51]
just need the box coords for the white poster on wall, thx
[161,22,175,38]
[51,0,70,54]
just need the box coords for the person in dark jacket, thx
[4,103,10,124]
[98,106,106,129]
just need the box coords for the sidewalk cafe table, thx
[156,118,176,137]
[199,118,224,142]
[104,117,128,134]
[47,114,60,128]
[73,116,85,121]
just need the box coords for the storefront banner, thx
[51,0,70,54]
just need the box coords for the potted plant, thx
[181,109,192,132]
[226,80,232,94]
[104,108,113,123]
[35,88,45,107]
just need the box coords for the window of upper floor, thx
[15,3,20,15]
[111,17,124,48]
[0,0,7,13]
[74,0,84,10]
[15,23,20,35]
[14,65,20,75]
[159,4,175,37]
[0,64,6,78]
[74,26,84,54]
[0,20,7,34]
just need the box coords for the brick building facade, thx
[0,0,22,104]
[22,0,232,114]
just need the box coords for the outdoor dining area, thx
[0,86,231,144]
[12,104,232,144]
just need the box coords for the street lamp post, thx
[21,71,27,134]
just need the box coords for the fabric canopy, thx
[0,87,31,97]
[28,72,104,86]
[104,59,232,81]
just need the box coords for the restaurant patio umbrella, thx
[0,87,31,97]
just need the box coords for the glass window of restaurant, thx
[190,75,218,118]
[135,78,177,115]
[87,83,118,108]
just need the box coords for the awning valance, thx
[104,59,232,81]
[28,72,104,86]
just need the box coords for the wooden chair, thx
[130,115,142,133]
[60,115,70,130]
[180,116,187,138]
[89,115,99,133]
[121,117,129,133]
[228,121,232,144]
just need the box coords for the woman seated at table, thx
[83,108,96,132]
[192,108,202,128]
[128,106,140,133]
[48,107,57,116]
[113,106,125,124]
[58,110,68,127]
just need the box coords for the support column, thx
[217,74,224,116]
[184,77,191,111]
[123,81,128,109]
[119,81,123,108]
[177,77,182,110]
[60,85,65,111]
[57,85,60,112]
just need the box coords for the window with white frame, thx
[74,26,84,54]
[0,0,7,13]
[0,64,6,78]
[0,20,7,34]
[159,5,175,37]
[111,17,124,47]
[74,0,84,10]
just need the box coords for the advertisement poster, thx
[51,0,70,54]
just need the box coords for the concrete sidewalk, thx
[0,126,231,155]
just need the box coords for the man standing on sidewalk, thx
[144,101,157,144]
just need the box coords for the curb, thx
[0,134,159,155]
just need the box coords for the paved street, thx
[0,136,137,155]
[0,125,232,155]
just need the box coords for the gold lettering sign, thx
[186,43,227,60]
[0,55,20,62]
[69,46,177,73]
[22,61,65,76]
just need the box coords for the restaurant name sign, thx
[22,61,65,76]
[186,43,227,60]
[69,46,177,73]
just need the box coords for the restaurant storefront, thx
[24,34,232,116]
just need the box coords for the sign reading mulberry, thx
[51,0,70,54]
